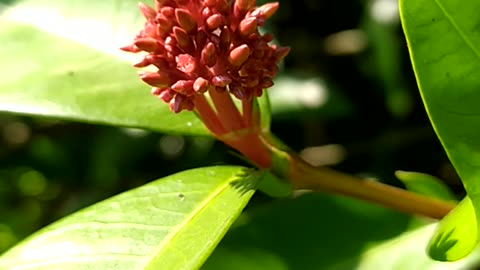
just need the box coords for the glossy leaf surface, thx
[400,0,480,260]
[428,196,477,261]
[0,166,258,269]
[0,0,208,135]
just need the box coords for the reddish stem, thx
[194,95,227,135]
[209,88,245,131]
[224,132,272,168]
[242,99,253,127]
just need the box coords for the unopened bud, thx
[133,57,151,68]
[158,88,175,103]
[206,14,225,30]
[235,0,255,11]
[175,8,197,33]
[156,15,173,35]
[219,27,231,51]
[171,80,195,95]
[212,75,232,87]
[228,44,250,66]
[274,46,291,62]
[138,3,156,21]
[120,44,140,53]
[161,6,175,18]
[173,26,195,53]
[229,82,246,100]
[170,94,183,113]
[203,0,216,7]
[146,55,170,69]
[259,77,274,88]
[140,72,170,87]
[239,17,258,36]
[252,2,279,20]
[134,37,158,52]
[154,0,168,11]
[216,0,230,14]
[194,77,210,93]
[201,42,217,67]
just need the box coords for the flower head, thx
[122,0,289,168]
[122,0,289,114]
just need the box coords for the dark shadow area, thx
[428,229,458,261]
[204,192,410,270]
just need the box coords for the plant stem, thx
[289,154,455,219]
[224,132,272,168]
[242,99,253,127]
[209,88,245,130]
[194,95,226,135]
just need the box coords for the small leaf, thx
[428,196,478,261]
[0,166,258,270]
[0,0,208,135]
[352,223,480,270]
[395,170,456,201]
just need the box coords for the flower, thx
[122,0,289,168]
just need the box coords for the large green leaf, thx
[0,166,258,270]
[0,0,208,135]
[400,0,480,260]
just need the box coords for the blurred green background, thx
[0,0,464,261]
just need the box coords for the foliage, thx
[1,0,480,269]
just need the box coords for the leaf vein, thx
[433,0,480,59]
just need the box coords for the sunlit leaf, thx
[400,0,480,260]
[0,0,208,135]
[0,166,258,270]
[428,196,477,261]
[351,223,480,270]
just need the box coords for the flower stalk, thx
[123,0,455,219]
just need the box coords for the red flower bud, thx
[123,0,288,115]
[175,8,197,33]
[228,44,250,67]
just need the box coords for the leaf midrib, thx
[433,0,480,59]
[141,175,240,269]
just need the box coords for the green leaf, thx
[0,0,208,135]
[395,170,456,201]
[0,166,258,270]
[400,0,480,259]
[428,196,478,261]
[349,223,480,270]
[256,93,272,133]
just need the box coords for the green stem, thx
[262,133,455,219]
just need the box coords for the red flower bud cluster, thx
[122,0,289,113]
